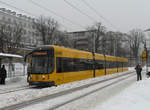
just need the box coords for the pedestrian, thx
[0,65,2,84]
[1,65,7,84]
[135,63,142,81]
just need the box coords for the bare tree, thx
[0,23,24,53]
[7,23,24,53]
[104,31,115,55]
[0,24,5,52]
[87,22,106,53]
[33,16,59,45]
[100,31,129,57]
[12,23,24,47]
[114,32,128,57]
[0,24,10,52]
[127,29,145,62]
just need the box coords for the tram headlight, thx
[42,75,45,80]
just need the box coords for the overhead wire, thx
[64,0,97,23]
[80,0,119,31]
[0,0,70,30]
[0,0,119,31]
[0,0,38,18]
[28,0,85,29]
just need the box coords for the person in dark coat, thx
[135,64,142,81]
[0,65,2,84]
[1,65,7,84]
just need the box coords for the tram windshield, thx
[30,50,54,74]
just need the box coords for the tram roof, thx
[0,53,23,58]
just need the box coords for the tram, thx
[25,45,128,86]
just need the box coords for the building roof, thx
[144,29,150,32]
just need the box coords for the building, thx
[0,8,42,48]
[68,30,96,52]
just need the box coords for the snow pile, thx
[128,67,135,70]
[0,53,23,58]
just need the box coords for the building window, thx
[24,30,26,34]
[32,32,34,36]
[2,16,5,20]
[8,18,11,23]
[32,25,35,29]
[24,23,26,27]
[28,24,31,28]
[13,20,16,24]
[28,31,31,35]
[19,22,22,26]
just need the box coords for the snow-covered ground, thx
[95,78,150,110]
[0,67,149,110]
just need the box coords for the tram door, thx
[54,57,64,85]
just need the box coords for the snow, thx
[97,80,150,110]
[0,53,23,58]
[0,67,150,110]
[0,76,28,91]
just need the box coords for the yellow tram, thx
[25,45,128,86]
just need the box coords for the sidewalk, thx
[0,76,28,91]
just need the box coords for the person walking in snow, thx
[135,64,142,81]
[1,65,7,84]
[0,65,2,84]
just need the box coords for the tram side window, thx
[121,62,123,67]
[110,61,117,68]
[73,59,80,71]
[117,62,120,67]
[56,57,94,73]
[56,58,62,73]
[106,61,115,68]
[126,62,128,67]
[57,58,74,72]
[106,61,110,68]
[56,57,76,73]
[123,62,128,67]
[95,60,104,69]
[117,62,123,68]
[87,60,93,70]
[78,59,93,71]
[78,59,85,71]
[64,58,74,72]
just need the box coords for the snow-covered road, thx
[0,68,149,110]
[21,71,136,110]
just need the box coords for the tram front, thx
[26,46,55,86]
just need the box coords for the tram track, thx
[0,85,30,94]
[48,73,135,110]
[0,71,136,110]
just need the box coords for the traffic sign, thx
[142,50,147,61]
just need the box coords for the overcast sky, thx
[0,0,149,32]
